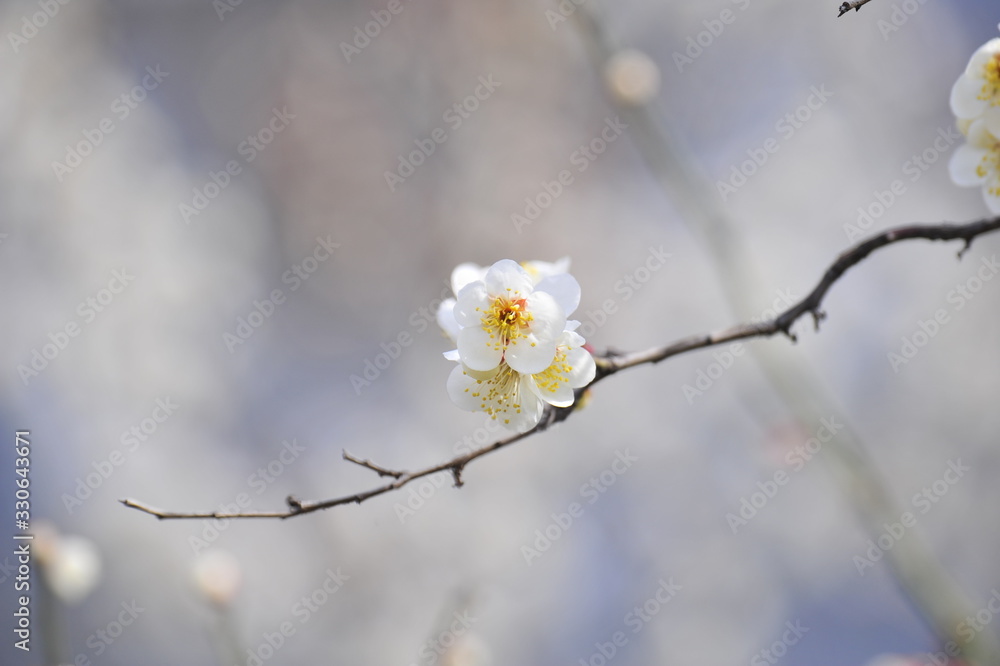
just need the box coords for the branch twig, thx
[838,0,876,17]
[120,217,1000,521]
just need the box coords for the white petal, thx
[436,298,461,341]
[968,118,994,147]
[949,144,989,187]
[454,282,489,328]
[447,364,485,412]
[506,337,558,374]
[509,390,546,432]
[534,272,581,317]
[523,291,566,342]
[522,257,571,282]
[983,184,1000,214]
[563,344,597,389]
[451,263,486,295]
[984,107,1000,138]
[528,370,575,408]
[484,259,534,298]
[557,329,586,350]
[951,75,987,119]
[457,325,504,371]
[443,349,461,362]
[966,39,1000,76]
[565,319,581,332]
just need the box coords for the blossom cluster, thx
[949,25,1000,213]
[436,258,596,432]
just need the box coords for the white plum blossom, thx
[192,549,243,607]
[446,329,596,431]
[950,32,1000,135]
[35,524,102,605]
[949,118,1000,213]
[436,258,571,342]
[444,259,580,373]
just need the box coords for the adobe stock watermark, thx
[71,600,145,664]
[406,610,478,666]
[726,416,844,534]
[62,397,180,515]
[853,458,970,575]
[17,268,135,386]
[924,587,1000,666]
[339,0,415,63]
[384,75,501,192]
[681,288,797,404]
[577,577,682,666]
[887,254,999,373]
[749,619,810,666]
[222,235,339,353]
[349,281,453,396]
[51,65,169,182]
[511,116,628,234]
[180,106,295,224]
[544,0,590,31]
[672,0,754,73]
[574,244,672,339]
[877,0,934,41]
[189,439,307,555]
[213,0,245,21]
[7,0,73,54]
[239,567,349,666]
[716,85,834,202]
[844,125,962,242]
[521,449,639,566]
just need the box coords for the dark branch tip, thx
[811,309,827,331]
[957,238,973,259]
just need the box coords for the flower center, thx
[533,349,572,395]
[980,53,1000,106]
[467,364,523,424]
[482,296,532,345]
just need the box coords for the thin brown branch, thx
[597,218,1000,378]
[342,451,404,478]
[120,217,1000,521]
[838,0,876,17]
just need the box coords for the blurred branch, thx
[838,0,876,17]
[120,216,1000,521]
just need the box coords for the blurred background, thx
[1,0,999,664]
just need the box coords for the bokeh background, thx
[1,0,999,664]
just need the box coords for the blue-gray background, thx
[1,0,999,664]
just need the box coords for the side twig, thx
[838,0,876,17]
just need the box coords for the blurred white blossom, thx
[604,49,661,106]
[192,549,243,607]
[441,632,492,666]
[36,525,101,605]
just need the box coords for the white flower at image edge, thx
[436,258,571,342]
[446,329,596,431]
[949,118,1000,214]
[453,259,580,373]
[950,34,1000,134]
